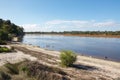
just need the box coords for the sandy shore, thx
[0,50,37,66]
[0,43,120,80]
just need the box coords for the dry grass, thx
[0,60,70,80]
[0,71,11,80]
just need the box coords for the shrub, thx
[4,63,19,74]
[21,66,28,73]
[0,40,7,45]
[20,61,69,80]
[0,71,11,80]
[0,47,11,53]
[60,50,77,67]
[0,61,70,80]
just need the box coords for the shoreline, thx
[12,42,120,65]
[25,43,120,62]
[13,43,120,79]
[1,43,120,79]
[18,42,120,62]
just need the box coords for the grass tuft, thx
[4,63,19,74]
[0,71,11,80]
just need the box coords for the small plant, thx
[22,61,69,80]
[21,66,28,73]
[60,50,77,67]
[4,63,19,74]
[0,47,11,53]
[0,71,11,80]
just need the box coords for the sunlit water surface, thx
[23,34,120,61]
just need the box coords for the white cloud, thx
[21,20,120,32]
[46,20,89,26]
[93,21,120,27]
[21,24,39,32]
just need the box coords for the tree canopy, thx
[0,19,24,41]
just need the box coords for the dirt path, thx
[14,46,58,65]
[0,51,37,66]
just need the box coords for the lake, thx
[22,34,120,61]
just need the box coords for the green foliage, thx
[0,30,9,41]
[4,63,19,74]
[0,71,11,80]
[0,47,11,53]
[60,50,77,67]
[0,18,24,42]
[21,66,28,73]
[0,40,7,45]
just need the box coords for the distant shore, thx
[62,34,120,38]
[26,33,120,38]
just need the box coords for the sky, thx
[0,0,120,32]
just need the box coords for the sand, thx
[0,50,37,66]
[0,43,120,80]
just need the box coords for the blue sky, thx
[0,0,120,32]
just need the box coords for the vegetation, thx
[0,40,7,45]
[4,63,19,74]
[60,50,77,67]
[26,31,120,35]
[0,18,24,44]
[0,71,11,80]
[0,47,12,53]
[0,61,70,80]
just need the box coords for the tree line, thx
[0,19,24,42]
[26,31,120,35]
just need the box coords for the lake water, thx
[22,34,120,61]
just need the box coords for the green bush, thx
[0,47,11,53]
[60,50,77,67]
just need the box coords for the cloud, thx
[46,20,119,27]
[46,20,89,25]
[21,24,54,32]
[21,20,120,32]
[93,21,120,27]
[21,24,39,32]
